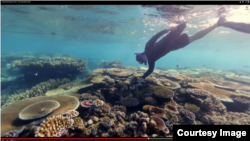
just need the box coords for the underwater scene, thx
[1,5,250,138]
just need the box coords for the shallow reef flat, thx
[1,58,250,138]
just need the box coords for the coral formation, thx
[18,100,60,120]
[213,81,250,91]
[159,79,181,89]
[120,94,139,107]
[232,97,250,109]
[149,85,174,99]
[72,117,84,129]
[164,104,179,114]
[142,105,153,112]
[150,116,168,131]
[99,60,124,68]
[145,97,157,105]
[149,106,166,118]
[145,77,161,85]
[65,110,79,119]
[12,57,87,83]
[225,75,250,85]
[35,115,74,137]
[111,105,127,113]
[3,57,250,137]
[91,75,106,84]
[188,82,240,102]
[81,100,94,108]
[179,108,196,122]
[101,117,113,128]
[1,95,79,136]
[201,95,227,114]
[1,78,71,108]
[108,68,134,77]
[186,88,210,99]
[93,68,105,73]
[184,103,200,113]
[100,103,111,113]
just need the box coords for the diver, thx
[217,15,250,34]
[135,17,223,84]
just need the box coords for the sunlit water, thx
[1,5,250,70]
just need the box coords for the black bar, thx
[0,139,148,141]
[1,1,243,5]
[173,125,250,140]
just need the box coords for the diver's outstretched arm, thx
[188,23,218,43]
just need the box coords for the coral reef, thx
[1,78,71,108]
[201,95,227,114]
[188,82,240,102]
[120,94,139,107]
[232,97,250,109]
[164,104,179,114]
[1,95,79,135]
[18,100,60,120]
[149,106,166,118]
[11,57,87,86]
[159,79,181,89]
[111,105,127,114]
[145,97,157,105]
[35,115,74,137]
[99,60,124,68]
[149,85,174,99]
[81,100,94,108]
[2,60,250,137]
[108,68,134,77]
[72,117,84,129]
[186,88,210,99]
[65,110,79,119]
[184,103,200,113]
[179,108,196,122]
[225,75,250,85]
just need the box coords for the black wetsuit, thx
[142,23,190,79]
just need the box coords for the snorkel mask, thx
[134,53,147,65]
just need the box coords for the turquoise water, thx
[1,5,250,70]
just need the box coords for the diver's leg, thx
[158,22,187,45]
[188,23,218,43]
[220,18,250,34]
[170,33,190,51]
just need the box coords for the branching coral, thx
[35,115,74,137]
[65,110,79,119]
